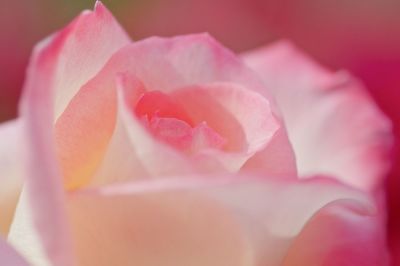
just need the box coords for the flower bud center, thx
[134,91,226,153]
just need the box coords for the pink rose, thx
[0,2,393,265]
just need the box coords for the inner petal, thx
[134,91,226,153]
[135,91,194,126]
[143,116,226,154]
[55,74,147,190]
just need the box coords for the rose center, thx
[134,91,226,153]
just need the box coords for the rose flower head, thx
[0,2,393,266]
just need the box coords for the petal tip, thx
[94,0,103,9]
[94,1,109,16]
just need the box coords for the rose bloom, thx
[0,2,394,266]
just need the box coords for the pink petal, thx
[133,90,225,152]
[67,181,250,266]
[143,116,226,153]
[172,83,277,153]
[89,74,150,186]
[191,122,226,151]
[0,237,29,266]
[242,41,392,191]
[135,90,194,125]
[172,82,289,173]
[242,127,298,177]
[53,1,130,118]
[14,2,129,265]
[66,174,386,265]
[0,119,23,235]
[283,200,389,266]
[147,116,198,151]
[53,2,131,189]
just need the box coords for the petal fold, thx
[0,237,29,266]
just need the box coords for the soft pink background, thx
[1,0,399,263]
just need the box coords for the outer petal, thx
[0,119,23,235]
[0,237,29,266]
[10,2,129,265]
[52,1,130,119]
[62,34,296,187]
[283,200,389,266]
[67,175,386,266]
[242,41,392,191]
[53,1,131,189]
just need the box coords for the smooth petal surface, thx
[67,175,385,266]
[90,74,150,185]
[68,181,251,266]
[53,2,130,189]
[242,127,297,177]
[53,1,130,119]
[0,119,23,235]
[11,2,130,265]
[0,237,29,266]
[242,41,392,191]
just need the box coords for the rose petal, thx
[282,200,389,266]
[53,1,130,118]
[143,116,226,153]
[67,174,385,266]
[242,127,297,177]
[53,2,131,189]
[135,90,194,125]
[172,82,286,173]
[191,121,226,151]
[172,82,277,153]
[0,237,29,266]
[67,181,252,266]
[12,1,128,265]
[242,41,392,191]
[147,116,196,150]
[0,119,23,235]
